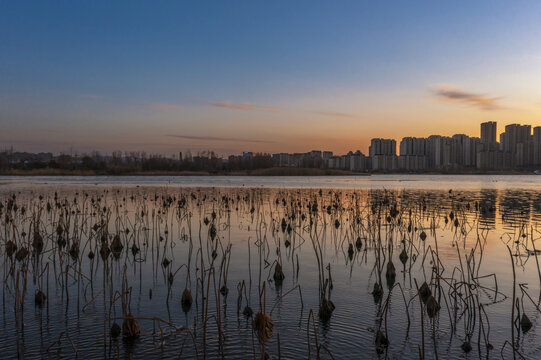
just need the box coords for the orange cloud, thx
[433,86,501,110]
[167,134,275,143]
[313,111,358,118]
[209,101,281,113]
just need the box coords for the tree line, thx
[0,150,275,174]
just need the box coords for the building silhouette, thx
[534,127,541,166]
[481,121,497,148]
[6,121,541,174]
[369,138,397,171]
[267,121,540,172]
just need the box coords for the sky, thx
[2,1,541,156]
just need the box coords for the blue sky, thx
[2,1,541,155]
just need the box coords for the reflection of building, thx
[532,193,541,219]
[478,189,497,229]
[500,190,530,228]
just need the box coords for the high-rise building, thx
[399,137,427,170]
[452,134,468,167]
[369,138,396,156]
[477,122,502,169]
[349,151,368,172]
[426,135,454,169]
[399,137,426,156]
[500,124,532,167]
[480,121,497,149]
[463,137,480,167]
[322,151,333,161]
[534,127,541,166]
[309,150,322,159]
[431,136,454,168]
[266,121,537,173]
[369,138,397,171]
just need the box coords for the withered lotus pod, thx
[399,248,408,264]
[35,290,47,307]
[111,234,123,259]
[419,282,431,302]
[426,295,440,318]
[122,314,141,340]
[273,263,285,286]
[318,297,336,321]
[375,330,389,354]
[181,288,193,313]
[5,240,17,257]
[16,247,29,262]
[253,312,273,343]
[32,232,44,253]
[110,323,121,338]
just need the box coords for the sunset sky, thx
[2,1,541,156]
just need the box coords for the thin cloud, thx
[78,94,102,100]
[432,86,501,110]
[146,103,182,110]
[209,101,281,113]
[313,111,358,119]
[166,135,275,143]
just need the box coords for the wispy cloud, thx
[146,103,182,110]
[313,111,358,119]
[79,94,102,100]
[166,135,275,143]
[209,101,281,113]
[432,86,501,110]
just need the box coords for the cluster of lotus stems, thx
[1,187,541,359]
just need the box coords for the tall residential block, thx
[369,138,397,171]
[480,121,497,149]
[533,127,541,166]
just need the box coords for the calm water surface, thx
[2,174,541,190]
[1,175,541,359]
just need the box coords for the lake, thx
[1,175,541,359]
[2,174,541,190]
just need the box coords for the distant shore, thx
[0,167,539,176]
[0,167,362,177]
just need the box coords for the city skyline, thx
[4,121,541,173]
[265,121,541,171]
[2,1,541,155]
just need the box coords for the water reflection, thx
[479,189,497,229]
[1,184,541,359]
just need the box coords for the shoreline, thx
[0,168,539,177]
[0,167,362,177]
